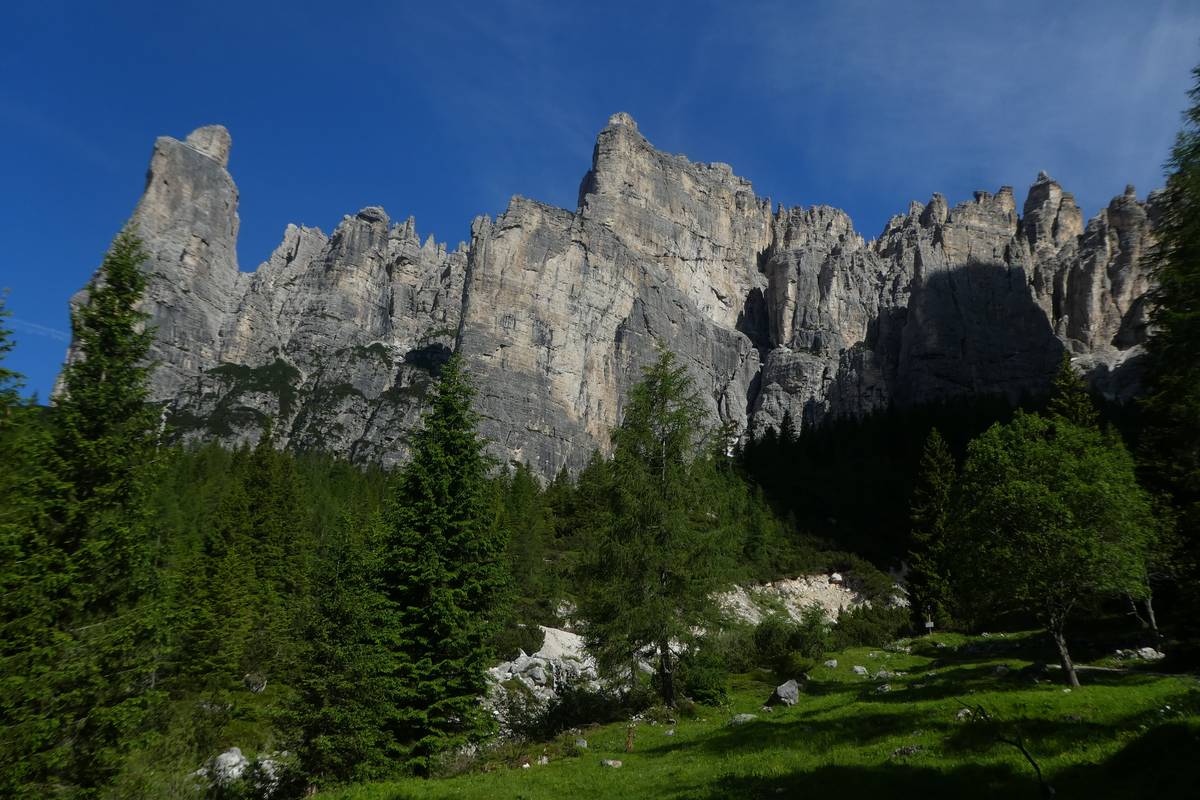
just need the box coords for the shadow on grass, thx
[681,762,1037,800]
[670,720,1200,800]
[641,709,941,761]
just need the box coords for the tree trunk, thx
[658,639,675,707]
[1143,593,1163,650]
[1127,593,1149,629]
[1050,626,1079,688]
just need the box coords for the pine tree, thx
[1047,353,1099,428]
[171,446,258,694]
[0,292,21,421]
[1141,63,1200,649]
[501,463,552,615]
[779,409,799,447]
[382,353,507,772]
[907,428,956,630]
[575,350,735,706]
[282,512,392,789]
[241,431,308,680]
[40,230,162,793]
[0,295,71,796]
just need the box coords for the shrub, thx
[833,604,910,648]
[753,613,795,670]
[705,625,758,673]
[677,648,729,705]
[776,652,817,680]
[791,604,832,660]
[754,606,831,673]
[492,624,547,662]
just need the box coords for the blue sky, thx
[2,0,1198,399]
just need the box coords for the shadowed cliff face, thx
[893,260,1065,408]
[61,114,1158,476]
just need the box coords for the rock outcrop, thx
[62,114,1158,474]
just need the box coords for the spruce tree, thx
[0,295,70,796]
[1047,353,1099,428]
[45,229,162,792]
[283,512,392,789]
[241,431,307,680]
[907,428,956,630]
[0,292,21,419]
[382,353,506,772]
[1142,63,1200,649]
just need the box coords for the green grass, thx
[325,632,1200,799]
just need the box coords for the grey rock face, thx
[63,115,1157,474]
[767,678,801,706]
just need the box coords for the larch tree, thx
[574,350,735,706]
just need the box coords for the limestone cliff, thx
[62,114,1158,474]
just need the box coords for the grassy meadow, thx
[327,632,1199,800]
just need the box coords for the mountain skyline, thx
[3,0,1198,398]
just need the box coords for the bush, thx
[492,624,546,661]
[791,604,832,660]
[753,613,795,670]
[705,625,758,673]
[833,604,910,648]
[753,605,831,674]
[776,652,817,679]
[676,648,729,705]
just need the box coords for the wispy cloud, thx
[737,0,1200,228]
[11,318,70,343]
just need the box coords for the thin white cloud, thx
[11,318,70,343]
[737,0,1200,227]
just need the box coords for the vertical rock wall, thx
[62,115,1158,475]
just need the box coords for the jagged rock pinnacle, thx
[63,118,1159,476]
[606,111,638,131]
[184,125,232,168]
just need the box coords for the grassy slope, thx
[329,632,1200,800]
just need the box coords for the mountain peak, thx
[184,125,232,168]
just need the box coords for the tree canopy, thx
[381,352,507,772]
[948,411,1157,686]
[574,350,735,706]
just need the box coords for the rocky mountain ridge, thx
[62,113,1158,475]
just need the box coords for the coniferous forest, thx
[3,53,1200,800]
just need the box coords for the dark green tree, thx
[779,409,799,447]
[2,230,164,795]
[490,463,557,657]
[282,512,392,789]
[0,294,70,796]
[241,431,309,679]
[907,428,956,631]
[382,353,507,772]
[1141,63,1200,648]
[1046,353,1099,428]
[0,292,21,418]
[575,350,735,706]
[948,412,1157,687]
[54,230,164,793]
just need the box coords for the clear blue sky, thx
[2,0,1197,399]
